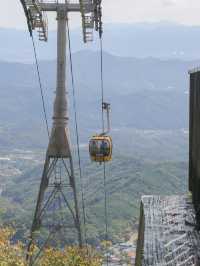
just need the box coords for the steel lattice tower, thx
[19,0,102,264]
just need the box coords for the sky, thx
[1,0,200,30]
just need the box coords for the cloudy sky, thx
[1,0,200,29]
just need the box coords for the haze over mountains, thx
[0,22,196,242]
[0,22,195,161]
[0,50,193,161]
[1,22,200,61]
[1,22,198,160]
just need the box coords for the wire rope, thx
[31,35,50,138]
[66,16,88,247]
[99,36,109,266]
[100,38,105,134]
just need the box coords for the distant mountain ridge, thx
[0,51,193,129]
[0,25,192,243]
[1,22,200,62]
[0,51,193,160]
[0,25,192,242]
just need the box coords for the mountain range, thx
[0,50,194,160]
[0,23,194,243]
[1,22,200,62]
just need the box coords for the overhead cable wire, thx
[100,38,105,134]
[66,17,88,246]
[31,35,50,138]
[100,35,109,266]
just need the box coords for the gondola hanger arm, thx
[101,102,111,135]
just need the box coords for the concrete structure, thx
[135,70,200,265]
[189,69,200,225]
[135,196,200,265]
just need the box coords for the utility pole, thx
[20,0,102,264]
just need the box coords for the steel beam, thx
[40,3,93,12]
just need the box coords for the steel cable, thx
[66,17,88,247]
[100,36,109,266]
[31,35,50,138]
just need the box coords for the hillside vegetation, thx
[0,49,190,246]
[0,53,191,160]
[0,227,101,265]
[0,151,187,244]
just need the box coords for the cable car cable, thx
[99,35,109,266]
[31,35,50,138]
[103,161,109,265]
[66,17,88,247]
[100,38,105,134]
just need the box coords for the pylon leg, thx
[26,155,82,265]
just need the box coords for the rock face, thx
[135,195,200,266]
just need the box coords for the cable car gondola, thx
[89,102,112,163]
[89,135,112,162]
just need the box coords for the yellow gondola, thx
[89,102,112,163]
[89,135,112,162]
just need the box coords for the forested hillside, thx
[0,151,187,244]
[0,50,190,243]
[0,52,192,158]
